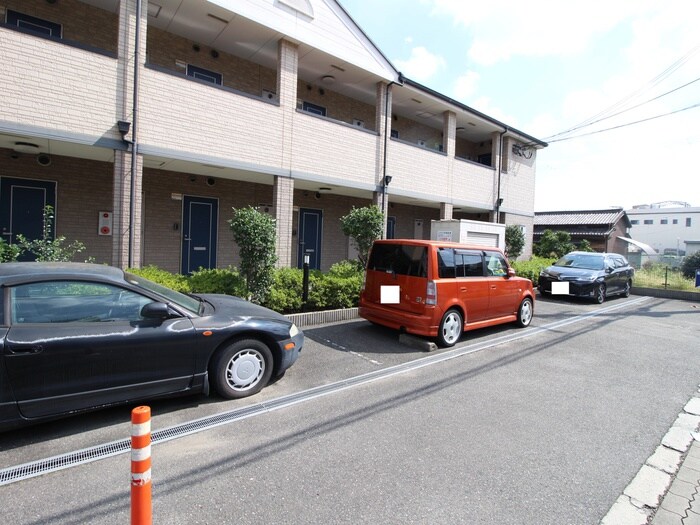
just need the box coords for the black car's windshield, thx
[554,254,605,271]
[125,272,202,315]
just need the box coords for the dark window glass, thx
[390,129,399,139]
[673,219,678,225]
[455,250,483,277]
[368,244,427,277]
[11,281,152,324]
[6,10,62,37]
[302,101,327,116]
[186,64,222,85]
[477,153,492,167]
[660,219,668,225]
[686,218,692,227]
[644,219,653,225]
[437,248,456,278]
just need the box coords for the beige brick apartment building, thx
[0,0,546,273]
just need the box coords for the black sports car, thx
[0,262,303,430]
[538,252,634,304]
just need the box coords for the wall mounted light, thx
[321,75,335,85]
[384,175,393,186]
[117,120,131,141]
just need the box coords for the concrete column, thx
[278,39,299,173]
[440,203,453,220]
[113,0,146,268]
[273,176,294,267]
[275,38,299,268]
[375,82,392,238]
[112,150,143,268]
[443,111,456,158]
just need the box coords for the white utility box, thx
[430,219,506,251]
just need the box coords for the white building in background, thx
[627,203,700,256]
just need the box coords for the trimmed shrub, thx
[681,251,700,280]
[189,267,246,297]
[127,265,191,293]
[266,267,305,313]
[512,256,556,285]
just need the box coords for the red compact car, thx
[359,239,535,347]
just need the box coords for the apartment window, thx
[673,219,678,225]
[630,220,639,225]
[643,219,653,225]
[660,219,668,225]
[6,10,62,38]
[186,65,222,85]
[687,218,692,227]
[302,101,326,116]
[477,153,492,167]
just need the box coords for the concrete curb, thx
[631,287,700,302]
[600,387,700,524]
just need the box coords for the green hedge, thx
[511,256,556,285]
[128,260,364,314]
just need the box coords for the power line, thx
[546,102,700,143]
[544,45,700,141]
[544,76,700,140]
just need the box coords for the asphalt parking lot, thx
[1,294,699,524]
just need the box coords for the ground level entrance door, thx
[181,195,218,274]
[0,177,56,261]
[297,208,322,270]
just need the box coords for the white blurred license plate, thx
[552,281,569,295]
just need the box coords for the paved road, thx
[1,295,699,524]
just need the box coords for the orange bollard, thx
[130,406,152,525]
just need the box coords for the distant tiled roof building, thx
[534,208,631,254]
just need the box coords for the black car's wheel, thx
[595,284,606,304]
[623,280,631,298]
[516,297,534,328]
[437,309,463,347]
[211,339,273,399]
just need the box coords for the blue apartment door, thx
[181,196,218,274]
[297,208,322,269]
[0,177,56,260]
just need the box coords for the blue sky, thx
[339,0,700,211]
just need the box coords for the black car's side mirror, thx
[141,302,172,320]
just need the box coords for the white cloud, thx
[394,46,446,82]
[452,71,480,101]
[426,0,660,65]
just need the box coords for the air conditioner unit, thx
[353,119,365,128]
[257,203,273,214]
[418,140,426,148]
[262,89,277,101]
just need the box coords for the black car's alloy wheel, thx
[595,284,606,304]
[211,339,273,399]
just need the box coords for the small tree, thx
[505,225,525,261]
[340,205,384,267]
[680,251,700,280]
[228,206,277,303]
[534,229,575,259]
[577,239,594,252]
[16,205,90,262]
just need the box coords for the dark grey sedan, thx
[0,262,303,430]
[538,252,634,304]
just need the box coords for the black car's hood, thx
[195,294,290,323]
[544,266,602,279]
